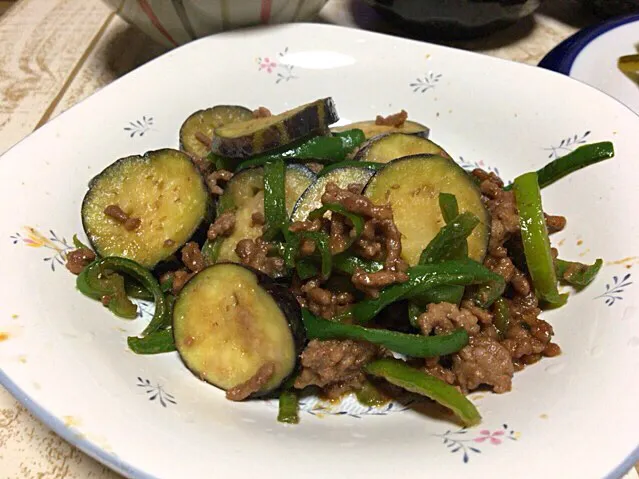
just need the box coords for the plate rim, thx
[538,12,639,74]
[0,21,638,479]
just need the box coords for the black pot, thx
[364,0,542,39]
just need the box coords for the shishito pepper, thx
[365,358,481,427]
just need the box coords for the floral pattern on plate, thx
[434,424,519,463]
[257,47,297,84]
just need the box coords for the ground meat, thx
[207,211,236,240]
[452,336,514,394]
[329,213,350,254]
[299,238,316,256]
[206,169,233,196]
[473,169,519,257]
[424,357,457,385]
[171,270,195,295]
[417,302,481,336]
[225,362,275,401]
[305,162,324,174]
[252,106,272,118]
[484,255,531,296]
[545,214,566,233]
[322,182,392,220]
[375,109,408,127]
[250,211,265,226]
[289,218,323,233]
[181,242,206,273]
[235,238,284,277]
[295,339,380,398]
[65,248,96,275]
[187,152,213,176]
[300,279,354,319]
[351,269,408,298]
[104,204,141,231]
[501,322,547,359]
[195,131,212,149]
[320,182,408,295]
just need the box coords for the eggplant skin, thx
[211,98,339,158]
[179,105,253,158]
[174,263,305,398]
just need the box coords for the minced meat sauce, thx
[294,169,564,398]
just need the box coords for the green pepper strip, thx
[308,203,365,249]
[295,258,320,281]
[504,142,614,191]
[555,258,603,288]
[201,238,222,265]
[298,231,332,279]
[302,309,468,358]
[236,129,366,171]
[419,212,479,265]
[125,281,154,301]
[127,329,176,355]
[72,234,92,251]
[408,200,475,325]
[317,161,384,177]
[332,253,383,275]
[78,257,169,335]
[352,259,504,323]
[513,172,568,307]
[277,390,300,424]
[438,193,460,224]
[262,159,288,241]
[77,260,138,319]
[492,298,510,339]
[364,359,481,427]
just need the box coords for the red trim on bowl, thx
[137,0,178,47]
[261,0,272,24]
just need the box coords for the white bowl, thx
[0,23,638,479]
[101,0,329,46]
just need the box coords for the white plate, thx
[540,13,639,114]
[0,23,638,479]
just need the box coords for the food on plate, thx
[68,97,614,426]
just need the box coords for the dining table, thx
[0,0,637,477]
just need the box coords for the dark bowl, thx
[582,0,639,18]
[364,0,542,40]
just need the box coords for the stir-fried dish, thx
[66,98,614,426]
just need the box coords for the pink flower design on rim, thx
[259,57,277,73]
[434,424,519,463]
[474,429,506,445]
[256,48,298,83]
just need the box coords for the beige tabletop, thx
[0,0,637,477]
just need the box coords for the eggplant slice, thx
[173,263,304,398]
[211,98,339,158]
[290,166,375,222]
[332,120,429,139]
[208,165,315,264]
[179,105,253,158]
[81,149,210,268]
[363,154,490,265]
[355,133,451,164]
